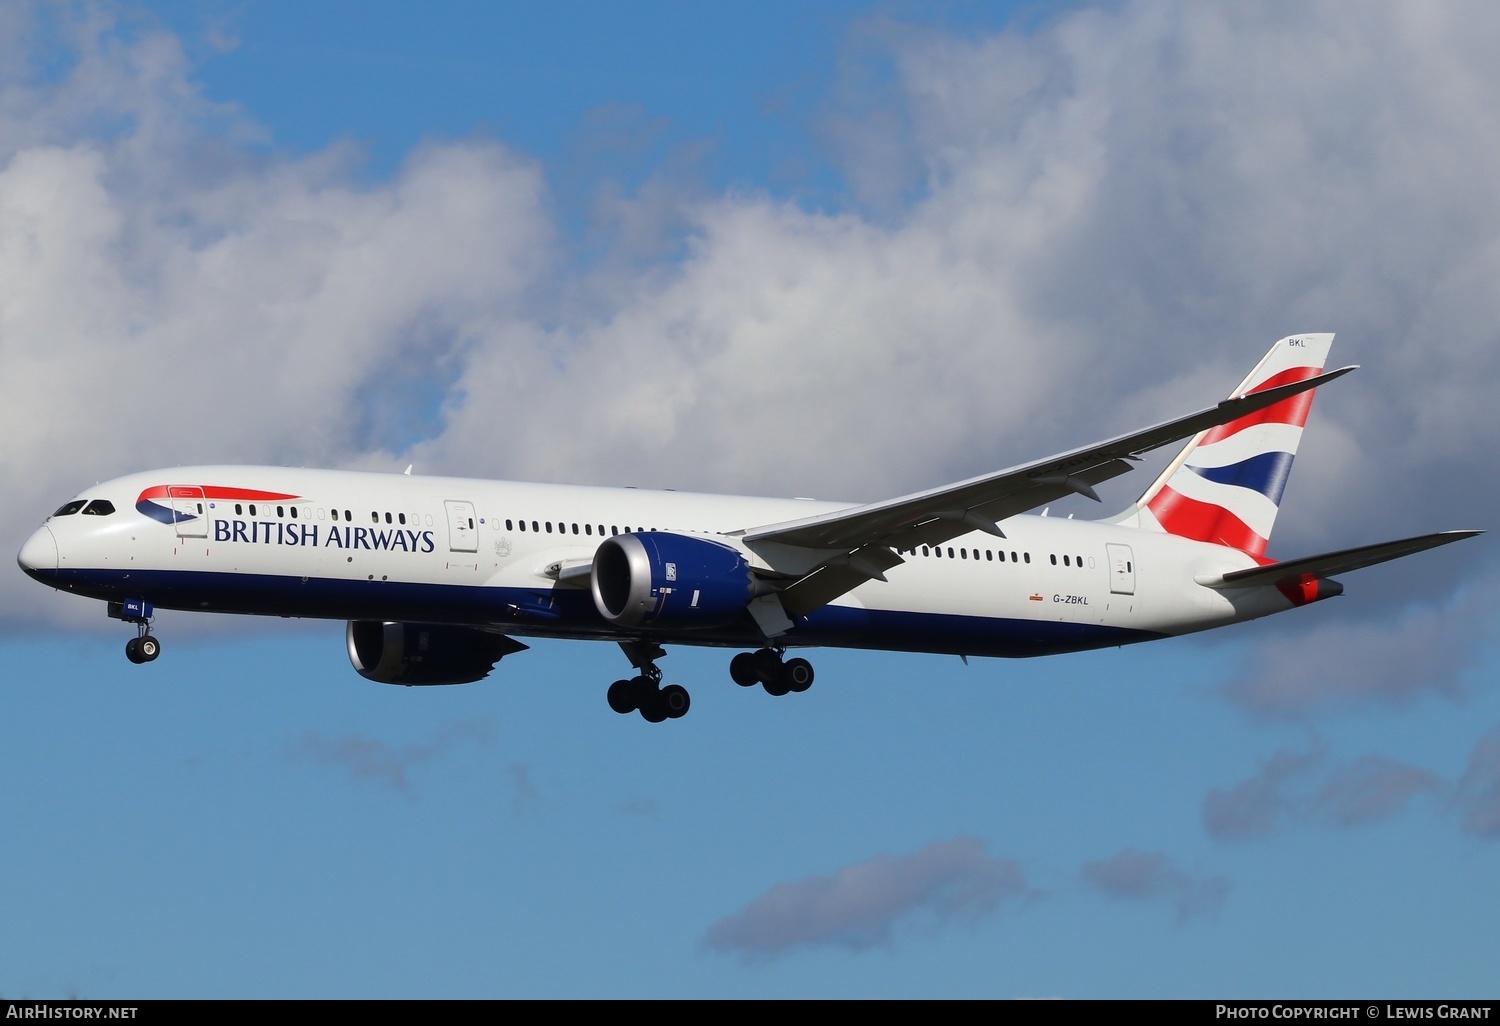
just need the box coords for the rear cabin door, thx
[1106,543,1135,595]
[445,500,478,553]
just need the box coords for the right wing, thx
[736,365,1357,616]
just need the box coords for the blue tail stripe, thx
[1188,450,1296,506]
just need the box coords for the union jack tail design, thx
[1123,334,1335,557]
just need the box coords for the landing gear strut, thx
[110,598,161,665]
[730,648,813,697]
[607,641,690,723]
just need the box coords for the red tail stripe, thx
[1146,485,1270,557]
[1199,365,1322,445]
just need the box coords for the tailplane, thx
[1115,333,1336,557]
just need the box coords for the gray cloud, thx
[1203,743,1328,842]
[1456,727,1500,839]
[1314,755,1445,829]
[292,720,497,792]
[1204,742,1446,842]
[1079,849,1230,923]
[701,836,1029,960]
[1222,582,1493,720]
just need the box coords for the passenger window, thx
[385,512,392,524]
[1063,555,1069,566]
[249,504,258,516]
[506,519,514,531]
[546,522,553,533]
[960,548,967,559]
[291,507,298,519]
[235,503,244,515]
[399,513,406,525]
[1051,554,1058,565]
[1023,553,1030,563]
[371,512,378,523]
[277,506,285,518]
[345,510,352,522]
[81,500,116,516]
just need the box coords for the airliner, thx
[17,335,1479,722]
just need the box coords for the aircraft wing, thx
[1201,530,1483,589]
[737,365,1356,617]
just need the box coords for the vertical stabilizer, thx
[1117,334,1335,557]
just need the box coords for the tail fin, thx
[1117,333,1336,557]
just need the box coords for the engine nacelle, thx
[346,621,527,686]
[591,532,755,628]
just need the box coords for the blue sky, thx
[3,0,1499,999]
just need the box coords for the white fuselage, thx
[20,465,1295,659]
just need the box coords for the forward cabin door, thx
[1106,543,1135,595]
[445,500,478,553]
[168,486,207,539]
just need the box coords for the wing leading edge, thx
[737,365,1357,618]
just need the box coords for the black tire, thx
[138,636,160,662]
[639,697,668,723]
[607,678,637,714]
[729,652,758,687]
[751,648,782,685]
[661,684,690,719]
[763,672,791,698]
[125,638,144,664]
[784,657,813,692]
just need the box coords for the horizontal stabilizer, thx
[1201,530,1483,590]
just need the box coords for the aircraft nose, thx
[18,525,58,580]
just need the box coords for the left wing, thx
[737,365,1355,617]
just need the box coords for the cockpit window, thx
[52,500,87,517]
[81,500,116,516]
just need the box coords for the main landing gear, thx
[607,641,691,723]
[604,643,816,724]
[109,597,161,665]
[730,647,814,697]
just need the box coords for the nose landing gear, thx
[110,598,160,664]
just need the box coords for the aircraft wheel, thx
[125,638,144,664]
[138,636,161,662]
[639,696,669,723]
[729,652,758,687]
[607,678,637,714]
[661,684,690,719]
[763,672,791,698]
[784,657,813,693]
[751,648,783,685]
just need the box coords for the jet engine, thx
[346,621,527,686]
[591,532,756,628]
